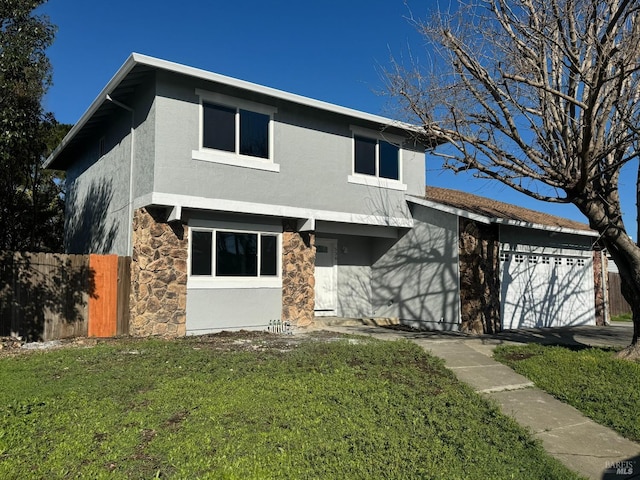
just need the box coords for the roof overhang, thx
[136,192,415,230]
[407,195,599,237]
[46,53,434,169]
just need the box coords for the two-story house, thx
[46,54,606,336]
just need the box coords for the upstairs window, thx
[354,135,400,180]
[194,90,279,173]
[203,103,270,159]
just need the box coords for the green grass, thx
[494,343,640,442]
[611,312,633,322]
[0,333,580,479]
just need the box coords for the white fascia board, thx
[45,54,140,168]
[407,195,597,237]
[47,53,424,168]
[407,195,492,224]
[134,192,414,229]
[493,218,598,237]
[132,53,419,132]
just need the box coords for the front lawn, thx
[611,313,632,322]
[494,343,640,442]
[0,333,579,479]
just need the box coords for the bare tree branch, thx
[386,0,640,354]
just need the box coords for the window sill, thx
[187,277,282,289]
[347,174,407,191]
[192,150,280,173]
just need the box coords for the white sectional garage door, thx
[500,251,595,329]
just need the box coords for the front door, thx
[314,238,337,315]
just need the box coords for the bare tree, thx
[386,0,640,358]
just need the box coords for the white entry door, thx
[314,238,337,315]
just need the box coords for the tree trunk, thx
[576,197,640,359]
[605,248,640,360]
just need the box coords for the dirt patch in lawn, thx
[0,329,349,358]
[181,329,349,353]
[499,351,538,362]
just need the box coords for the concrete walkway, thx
[315,321,640,479]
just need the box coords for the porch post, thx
[281,220,316,327]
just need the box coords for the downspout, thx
[106,94,135,255]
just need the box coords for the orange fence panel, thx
[88,254,118,337]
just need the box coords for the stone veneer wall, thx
[281,221,316,327]
[129,207,188,336]
[593,249,607,326]
[458,217,501,334]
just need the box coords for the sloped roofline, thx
[46,53,426,168]
[407,193,599,238]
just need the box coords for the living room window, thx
[348,126,406,191]
[193,90,279,172]
[190,229,279,279]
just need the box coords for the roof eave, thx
[45,53,140,169]
[407,195,493,224]
[407,195,597,237]
[46,53,433,169]
[131,54,422,133]
[492,218,598,237]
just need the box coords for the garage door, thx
[500,251,595,329]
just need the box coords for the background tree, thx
[386,0,640,357]
[27,120,70,251]
[0,0,62,251]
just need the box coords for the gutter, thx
[45,53,432,169]
[406,195,598,238]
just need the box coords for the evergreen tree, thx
[0,0,60,251]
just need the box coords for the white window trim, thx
[349,125,406,190]
[187,226,282,289]
[192,150,280,172]
[347,174,407,191]
[193,89,279,172]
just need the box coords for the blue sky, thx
[39,0,637,234]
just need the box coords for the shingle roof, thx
[423,186,593,233]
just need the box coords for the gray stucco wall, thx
[64,77,156,255]
[186,288,282,334]
[371,204,460,330]
[64,109,132,255]
[152,71,424,220]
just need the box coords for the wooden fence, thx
[0,252,130,341]
[608,272,632,317]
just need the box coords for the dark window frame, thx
[201,101,271,160]
[353,134,401,181]
[190,229,280,278]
